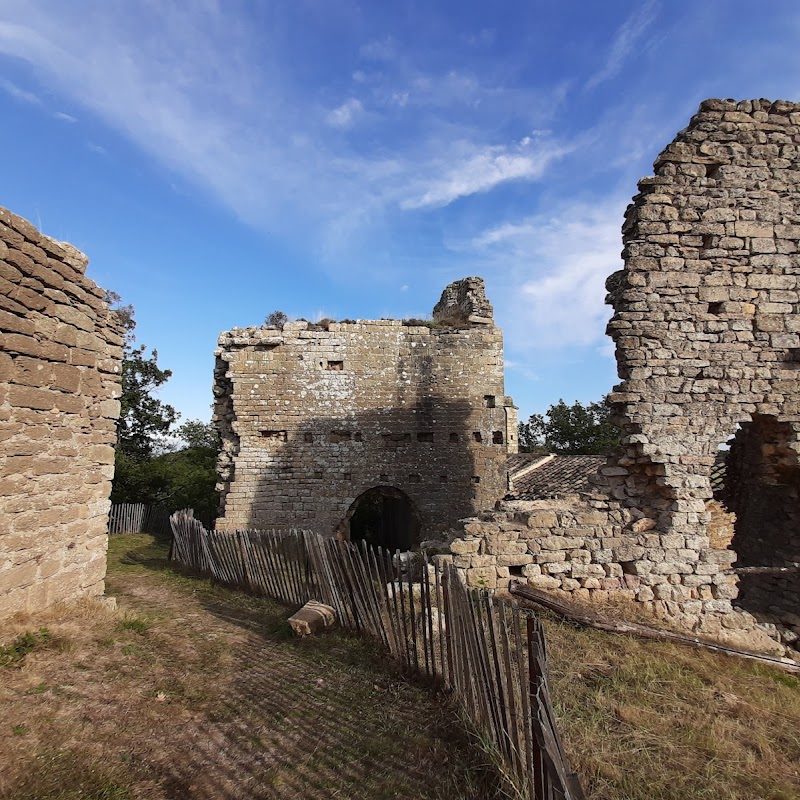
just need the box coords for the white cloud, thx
[586,1,659,90]
[325,98,363,129]
[471,197,626,350]
[52,110,76,122]
[359,37,395,61]
[0,3,570,265]
[401,136,569,210]
[0,76,41,105]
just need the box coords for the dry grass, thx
[0,534,504,800]
[544,614,800,800]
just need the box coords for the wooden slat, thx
[164,512,585,800]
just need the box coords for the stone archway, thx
[338,486,421,552]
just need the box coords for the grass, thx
[5,534,798,799]
[543,614,800,800]
[0,629,53,669]
[0,534,504,800]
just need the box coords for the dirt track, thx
[0,535,499,800]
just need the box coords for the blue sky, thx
[1,1,799,424]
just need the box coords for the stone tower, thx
[213,277,517,544]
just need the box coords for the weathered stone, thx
[287,600,336,637]
[214,278,517,541]
[448,100,800,657]
[0,207,121,618]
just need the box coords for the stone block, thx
[449,538,480,555]
[525,511,558,528]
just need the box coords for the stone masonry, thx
[0,207,123,617]
[214,278,518,539]
[447,100,800,659]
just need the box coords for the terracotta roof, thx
[507,454,605,500]
[506,452,551,477]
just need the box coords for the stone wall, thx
[448,100,800,660]
[214,278,517,538]
[0,207,122,617]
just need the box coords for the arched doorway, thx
[339,487,420,552]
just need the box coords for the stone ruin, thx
[213,277,518,547]
[0,207,122,617]
[447,99,800,660]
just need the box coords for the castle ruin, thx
[0,207,122,617]
[213,278,517,547]
[447,99,800,660]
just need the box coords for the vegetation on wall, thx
[518,397,620,455]
[107,293,219,524]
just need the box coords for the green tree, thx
[176,419,220,450]
[107,293,179,461]
[518,397,620,455]
[118,343,179,460]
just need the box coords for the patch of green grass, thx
[115,616,149,636]
[25,683,48,695]
[12,724,27,736]
[0,628,52,669]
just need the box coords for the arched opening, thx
[339,486,420,552]
[720,415,800,620]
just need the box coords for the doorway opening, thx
[339,486,420,552]
[720,415,800,620]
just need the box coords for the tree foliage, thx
[518,397,620,455]
[118,343,179,460]
[107,292,179,461]
[107,294,219,524]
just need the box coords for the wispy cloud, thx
[586,1,659,90]
[326,98,363,128]
[52,110,76,123]
[0,76,41,105]
[0,3,569,263]
[471,197,625,351]
[359,37,396,61]
[402,135,570,210]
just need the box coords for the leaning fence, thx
[169,511,585,800]
[108,503,173,538]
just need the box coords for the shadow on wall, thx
[721,414,800,620]
[240,398,509,543]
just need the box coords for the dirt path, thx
[0,535,500,800]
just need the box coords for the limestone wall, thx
[0,207,123,616]
[448,100,800,661]
[214,278,517,537]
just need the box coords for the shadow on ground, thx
[4,532,503,800]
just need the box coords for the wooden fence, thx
[108,503,173,537]
[169,511,585,800]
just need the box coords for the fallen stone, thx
[288,601,336,637]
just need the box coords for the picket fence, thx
[169,511,586,800]
[108,503,172,537]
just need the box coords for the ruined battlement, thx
[432,276,494,325]
[213,278,517,541]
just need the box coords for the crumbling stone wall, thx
[214,278,517,537]
[448,100,800,659]
[0,207,122,617]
